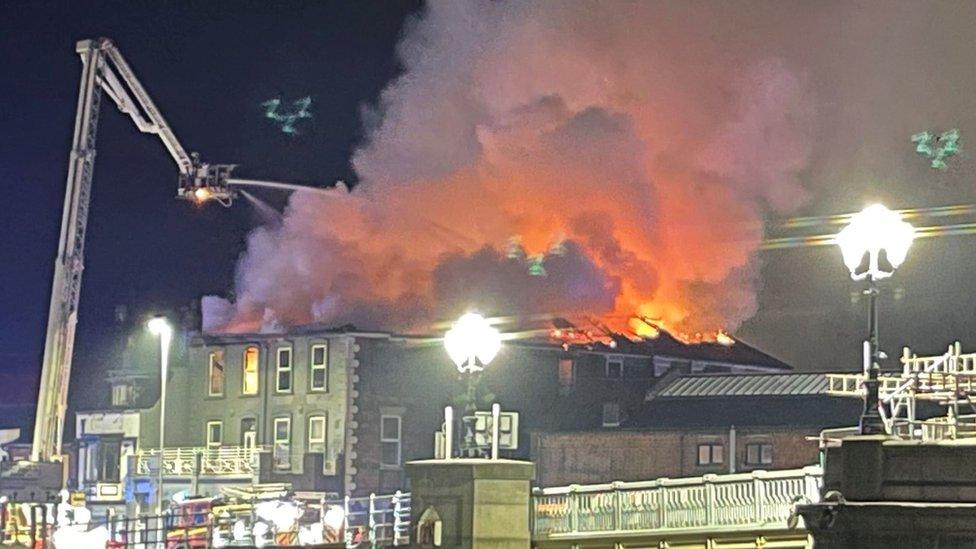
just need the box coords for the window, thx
[605,356,624,379]
[111,383,134,406]
[380,415,402,468]
[745,443,773,466]
[697,442,725,466]
[96,437,122,482]
[273,417,291,470]
[602,402,621,427]
[206,421,223,449]
[276,347,293,393]
[208,351,225,397]
[241,418,257,448]
[557,358,575,391]
[308,415,327,454]
[242,346,259,395]
[310,344,328,391]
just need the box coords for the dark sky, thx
[0,1,421,403]
[4,1,976,409]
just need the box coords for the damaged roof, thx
[195,316,791,371]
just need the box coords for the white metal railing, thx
[826,342,976,441]
[336,491,411,546]
[531,466,822,539]
[134,446,265,477]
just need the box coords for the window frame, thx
[242,346,260,396]
[310,343,329,392]
[111,384,133,406]
[605,355,624,379]
[379,414,402,469]
[275,346,293,394]
[206,420,223,449]
[240,417,258,448]
[557,358,575,390]
[307,414,327,454]
[745,442,774,466]
[273,416,292,471]
[208,350,225,397]
[696,442,725,466]
[602,402,621,427]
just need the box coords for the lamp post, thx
[147,316,172,514]
[836,204,915,435]
[444,313,501,456]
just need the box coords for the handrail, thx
[134,446,268,477]
[531,466,822,539]
[534,466,822,495]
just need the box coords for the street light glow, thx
[836,203,915,280]
[444,312,501,373]
[147,316,173,337]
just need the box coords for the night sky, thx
[0,1,420,404]
[4,1,976,409]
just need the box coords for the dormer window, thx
[111,383,135,406]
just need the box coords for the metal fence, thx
[0,491,411,548]
[531,466,822,539]
[338,491,411,547]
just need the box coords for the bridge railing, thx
[531,466,822,539]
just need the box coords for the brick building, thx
[532,373,864,486]
[70,314,792,510]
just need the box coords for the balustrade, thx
[531,466,822,539]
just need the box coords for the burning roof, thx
[202,2,813,340]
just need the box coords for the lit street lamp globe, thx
[444,313,501,373]
[147,316,173,338]
[836,204,915,281]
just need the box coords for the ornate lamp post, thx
[147,316,172,514]
[836,204,915,435]
[444,313,501,456]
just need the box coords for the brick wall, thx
[532,426,821,486]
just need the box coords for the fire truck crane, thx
[31,37,238,467]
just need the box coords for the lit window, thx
[697,443,724,466]
[602,403,621,427]
[242,347,259,395]
[605,356,624,379]
[380,415,402,469]
[208,351,225,397]
[276,347,293,393]
[558,358,575,390]
[206,421,223,449]
[308,415,327,454]
[745,443,773,466]
[273,417,291,471]
[310,343,328,392]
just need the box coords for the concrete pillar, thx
[405,458,535,549]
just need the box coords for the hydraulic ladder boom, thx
[31,38,235,462]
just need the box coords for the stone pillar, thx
[798,435,976,548]
[405,458,535,549]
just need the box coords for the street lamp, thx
[444,313,501,457]
[836,204,915,435]
[444,312,501,374]
[147,316,172,514]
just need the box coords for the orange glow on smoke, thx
[211,4,812,340]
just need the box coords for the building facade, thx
[71,318,793,509]
[532,373,864,486]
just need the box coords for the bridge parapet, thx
[532,466,822,543]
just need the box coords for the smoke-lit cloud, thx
[204,1,817,336]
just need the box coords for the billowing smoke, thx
[204,1,814,336]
